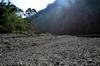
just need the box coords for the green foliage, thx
[0,0,38,34]
[25,8,37,17]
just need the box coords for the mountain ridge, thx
[28,0,100,35]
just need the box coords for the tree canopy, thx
[0,0,38,34]
[25,8,37,17]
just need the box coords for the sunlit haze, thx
[10,0,55,11]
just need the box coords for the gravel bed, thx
[0,34,100,66]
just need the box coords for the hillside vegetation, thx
[29,0,100,35]
[0,0,38,34]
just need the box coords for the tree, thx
[25,8,37,17]
[0,0,37,34]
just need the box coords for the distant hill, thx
[28,0,100,35]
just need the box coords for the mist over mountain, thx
[28,0,100,35]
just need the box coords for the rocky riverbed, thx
[0,34,100,66]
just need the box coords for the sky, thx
[10,0,55,11]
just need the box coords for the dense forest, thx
[29,0,100,35]
[0,0,38,34]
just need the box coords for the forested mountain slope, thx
[28,0,100,35]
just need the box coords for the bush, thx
[0,1,38,34]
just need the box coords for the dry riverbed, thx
[0,34,100,66]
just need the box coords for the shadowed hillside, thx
[28,0,100,35]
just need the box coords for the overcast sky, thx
[10,0,55,11]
